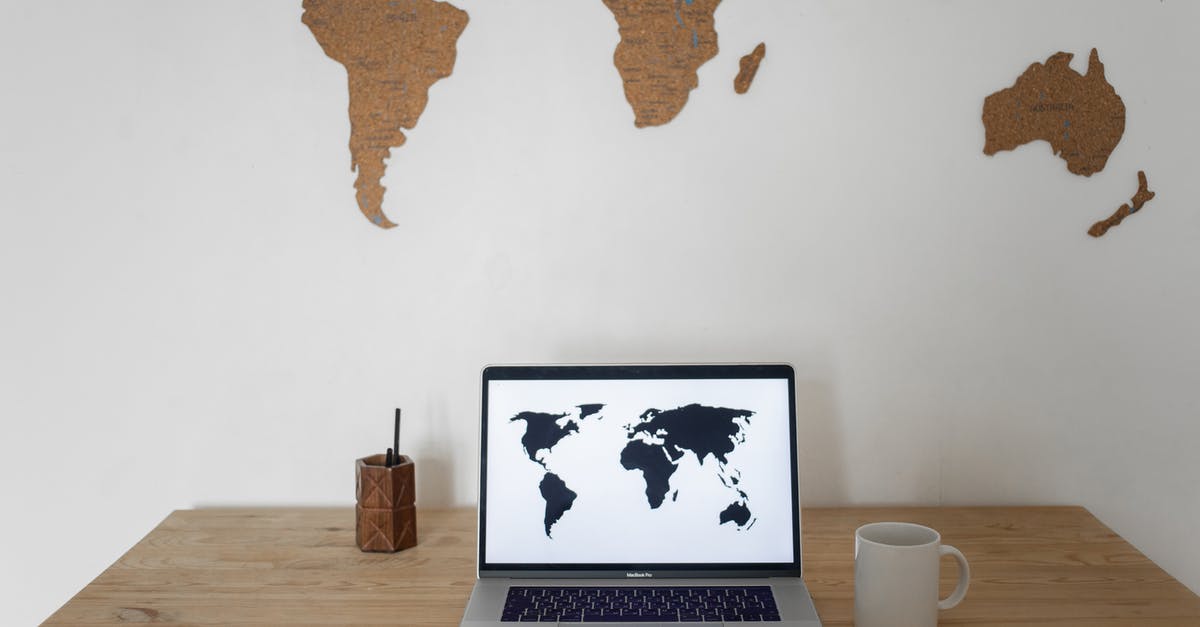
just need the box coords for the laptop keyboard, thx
[501,586,781,622]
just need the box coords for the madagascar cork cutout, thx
[734,43,766,94]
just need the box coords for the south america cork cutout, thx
[303,0,469,229]
[983,49,1125,177]
[734,43,765,94]
[602,0,722,127]
[1089,171,1155,238]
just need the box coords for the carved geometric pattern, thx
[361,470,392,508]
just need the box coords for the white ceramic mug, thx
[854,522,970,627]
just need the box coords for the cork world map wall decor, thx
[303,0,770,229]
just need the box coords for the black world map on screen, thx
[508,403,756,538]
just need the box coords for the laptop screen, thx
[479,364,801,576]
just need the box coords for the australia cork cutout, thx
[602,0,722,127]
[734,43,765,94]
[303,0,469,229]
[983,49,1125,177]
[1089,171,1155,237]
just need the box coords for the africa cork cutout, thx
[602,0,722,127]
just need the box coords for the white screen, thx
[484,377,796,565]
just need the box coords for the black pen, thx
[394,408,401,466]
[386,447,394,467]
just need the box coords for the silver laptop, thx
[461,364,822,626]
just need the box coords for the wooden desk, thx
[46,506,1200,626]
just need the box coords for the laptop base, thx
[461,577,821,626]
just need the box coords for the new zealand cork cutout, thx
[734,43,765,94]
[983,49,1125,177]
[602,0,722,127]
[1089,171,1154,238]
[302,0,469,229]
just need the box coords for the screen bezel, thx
[478,363,802,578]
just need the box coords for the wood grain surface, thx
[45,506,1200,625]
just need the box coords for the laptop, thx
[461,364,822,626]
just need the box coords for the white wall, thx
[3,0,1198,623]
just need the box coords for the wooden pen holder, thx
[355,454,417,552]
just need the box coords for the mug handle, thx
[937,544,970,610]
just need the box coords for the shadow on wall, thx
[413,392,459,508]
[794,379,847,507]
